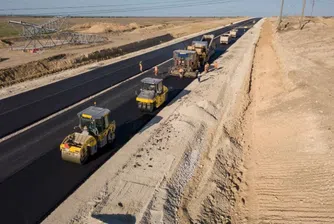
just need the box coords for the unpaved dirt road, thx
[236,18,334,223]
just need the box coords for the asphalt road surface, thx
[0,19,260,224]
[0,18,256,138]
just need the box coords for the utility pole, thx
[311,0,315,16]
[277,0,285,30]
[300,0,306,29]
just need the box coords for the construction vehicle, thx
[136,77,168,112]
[170,50,200,78]
[187,34,216,66]
[220,33,231,45]
[230,29,238,38]
[60,106,116,164]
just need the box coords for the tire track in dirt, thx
[237,19,334,224]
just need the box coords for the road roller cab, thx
[136,77,168,112]
[60,106,116,164]
[170,50,200,78]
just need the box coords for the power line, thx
[317,0,334,4]
[0,0,236,13]
[4,0,239,16]
[300,0,306,29]
[277,0,285,30]
[311,0,315,16]
[1,0,199,12]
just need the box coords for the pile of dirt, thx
[0,54,73,87]
[72,22,141,34]
[0,33,173,87]
[0,41,7,48]
[131,23,172,34]
[278,16,330,31]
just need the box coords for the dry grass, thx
[0,22,20,38]
[0,16,238,38]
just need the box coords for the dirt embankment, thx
[234,18,334,223]
[173,21,263,224]
[0,34,173,87]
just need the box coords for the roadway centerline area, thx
[0,19,259,224]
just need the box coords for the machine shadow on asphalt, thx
[139,115,163,133]
[167,89,191,104]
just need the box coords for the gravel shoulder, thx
[235,17,334,223]
[43,19,263,224]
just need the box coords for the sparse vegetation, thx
[0,22,19,38]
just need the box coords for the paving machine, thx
[60,106,116,164]
[187,34,216,66]
[136,77,168,112]
[170,50,200,78]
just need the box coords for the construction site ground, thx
[233,17,334,223]
[0,16,245,93]
[4,15,334,223]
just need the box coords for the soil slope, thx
[236,18,334,223]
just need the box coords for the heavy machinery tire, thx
[80,147,88,164]
[108,131,115,144]
[147,103,154,112]
[61,149,86,164]
[142,103,147,111]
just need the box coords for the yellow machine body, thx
[136,78,168,112]
[60,106,116,164]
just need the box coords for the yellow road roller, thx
[136,77,168,112]
[60,106,116,164]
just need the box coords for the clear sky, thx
[1,0,333,17]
